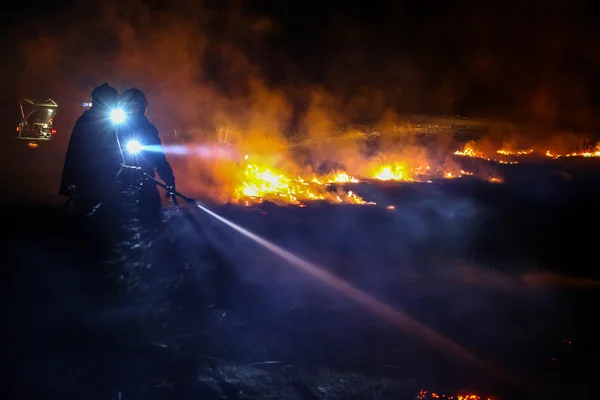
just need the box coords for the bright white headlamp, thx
[126,140,143,154]
[110,108,126,124]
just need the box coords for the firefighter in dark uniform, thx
[118,87,176,222]
[59,83,122,217]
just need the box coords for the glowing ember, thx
[545,146,600,159]
[454,142,518,164]
[496,149,533,156]
[417,389,496,400]
[457,142,600,161]
[445,170,473,179]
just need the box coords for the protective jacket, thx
[59,108,123,202]
[118,115,175,222]
[119,116,175,186]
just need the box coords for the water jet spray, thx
[142,174,528,393]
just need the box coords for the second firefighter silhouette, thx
[118,88,176,221]
[59,83,122,216]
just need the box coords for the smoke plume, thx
[7,0,600,202]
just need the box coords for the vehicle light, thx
[51,128,57,134]
[16,126,20,132]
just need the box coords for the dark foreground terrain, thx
[3,155,600,400]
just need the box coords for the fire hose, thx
[142,171,197,206]
[119,164,197,206]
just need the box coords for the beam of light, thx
[193,203,514,385]
[143,144,238,160]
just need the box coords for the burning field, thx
[454,140,600,163]
[166,124,600,209]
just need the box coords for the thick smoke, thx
[9,1,600,203]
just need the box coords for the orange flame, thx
[231,157,372,206]
[190,134,600,206]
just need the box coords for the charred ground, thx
[2,147,600,400]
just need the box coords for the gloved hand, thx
[165,182,176,198]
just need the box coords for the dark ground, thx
[2,141,599,400]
